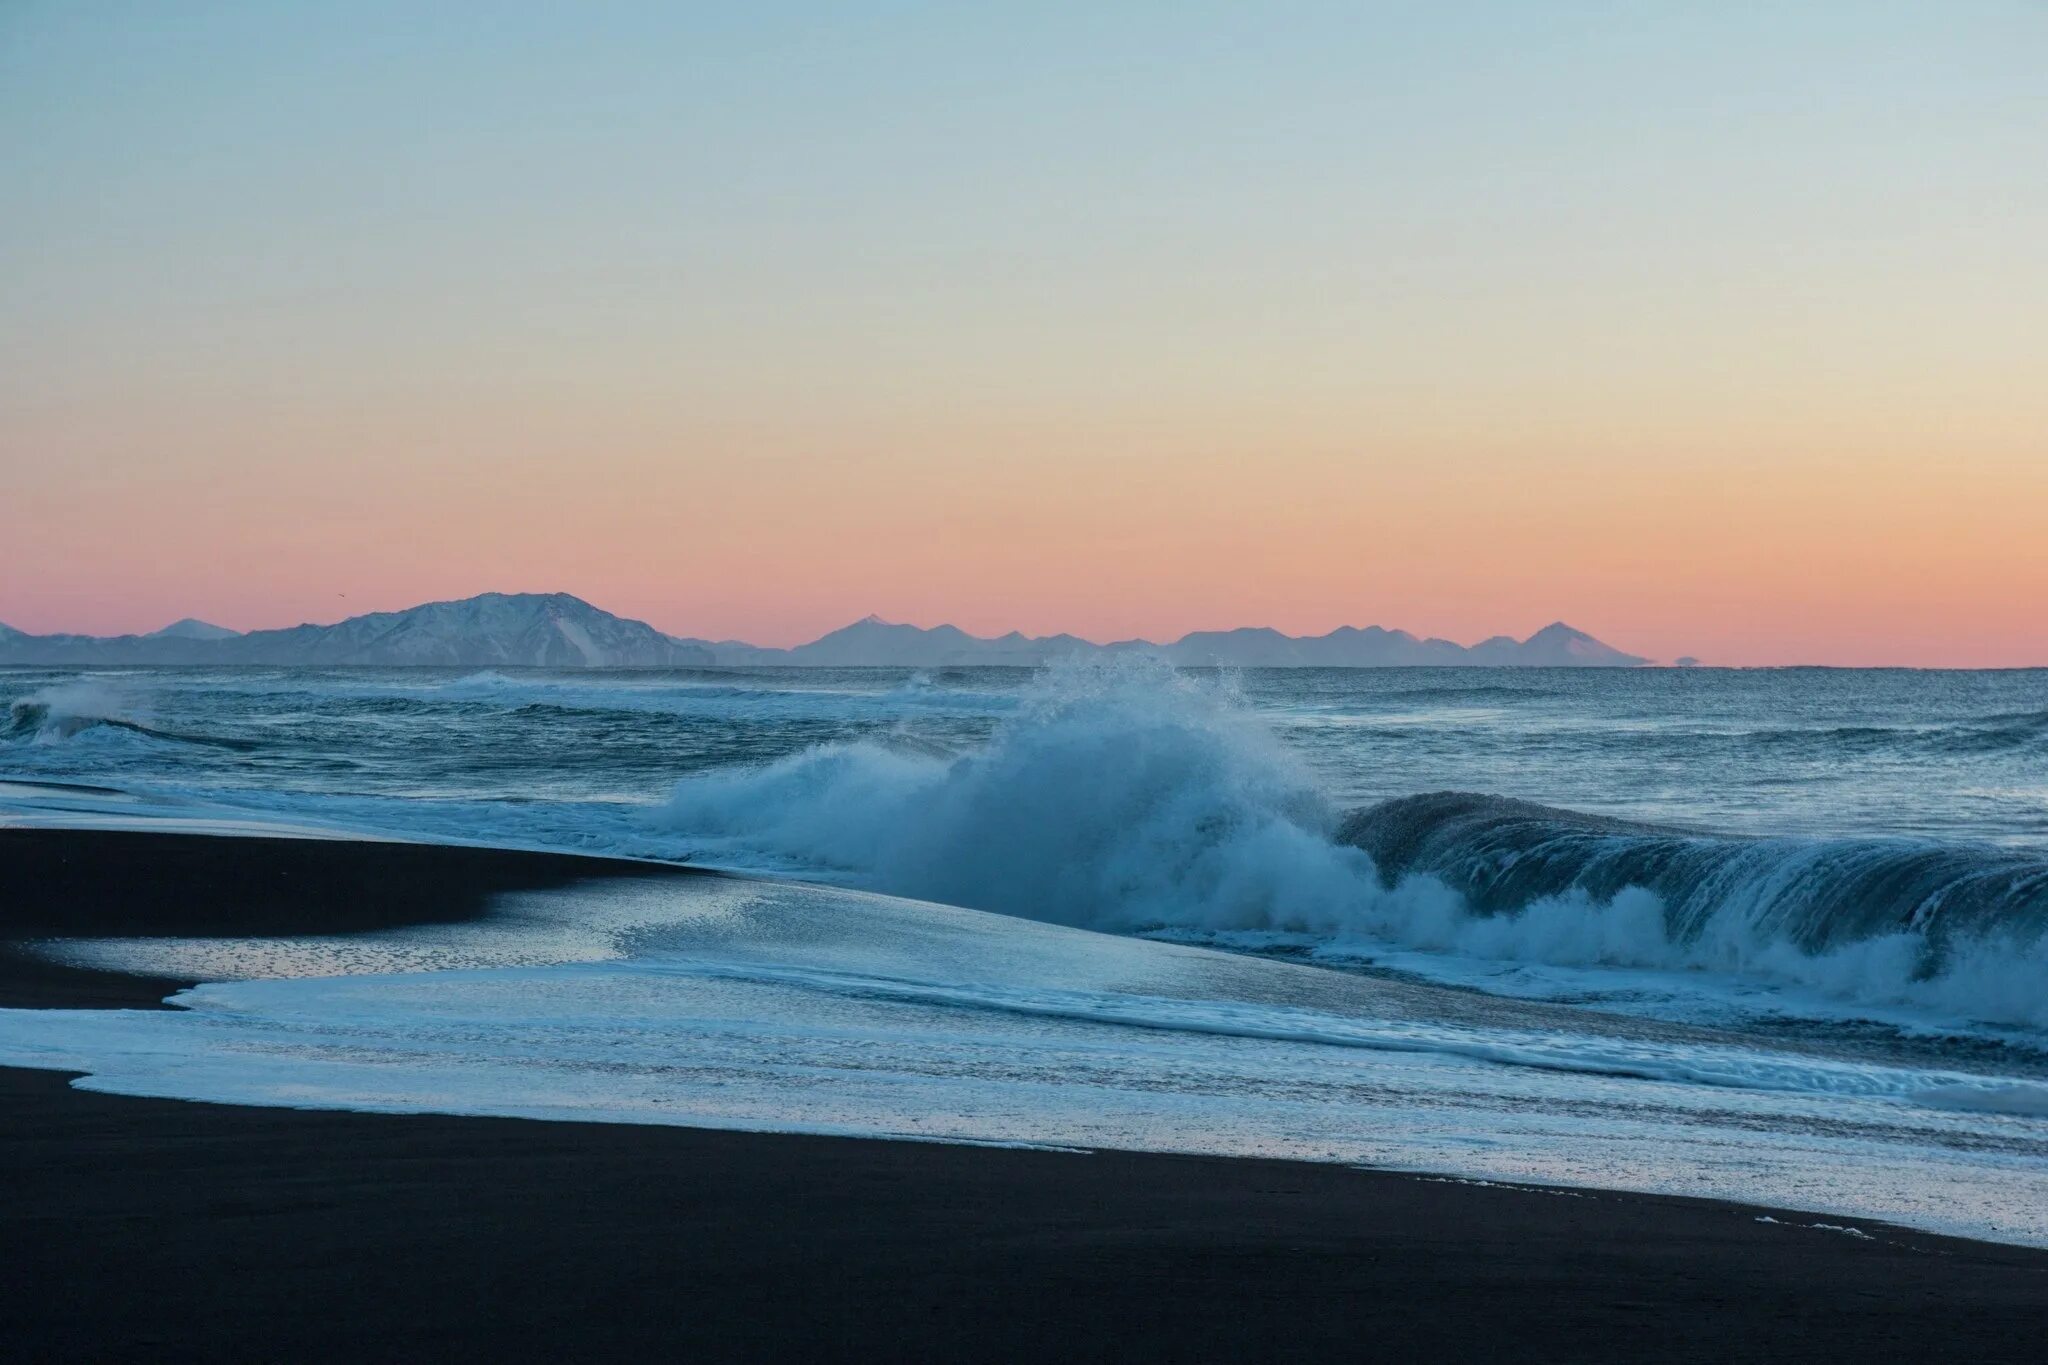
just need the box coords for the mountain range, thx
[0,593,1651,669]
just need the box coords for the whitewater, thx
[3,657,2046,1241]
[8,657,2043,1035]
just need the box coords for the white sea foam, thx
[658,657,1389,929]
[650,658,2048,1035]
[1912,1082,2048,1116]
[3,875,2044,1246]
[5,681,146,743]
[9,659,2044,1040]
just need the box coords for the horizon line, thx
[3,589,1629,657]
[9,588,2048,669]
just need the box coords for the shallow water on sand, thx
[4,873,2046,1246]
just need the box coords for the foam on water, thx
[4,875,2045,1245]
[7,651,2048,1236]
[651,658,2048,1035]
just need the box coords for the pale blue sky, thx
[4,2,2045,663]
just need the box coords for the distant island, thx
[0,593,1651,669]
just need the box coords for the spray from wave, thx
[651,657,2048,1030]
[7,683,152,744]
[4,682,257,751]
[658,657,1381,929]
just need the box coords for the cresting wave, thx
[1337,794,2048,1027]
[653,657,2048,1031]
[1341,793,2048,958]
[4,685,258,752]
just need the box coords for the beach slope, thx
[2,828,2043,1361]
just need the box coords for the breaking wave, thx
[1340,792,2048,953]
[4,684,258,752]
[1338,793,2048,1028]
[652,657,2048,1031]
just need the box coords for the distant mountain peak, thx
[1495,622,1646,667]
[148,617,241,641]
[0,594,1654,669]
[0,591,713,668]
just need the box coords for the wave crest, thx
[649,659,2048,1031]
[7,683,149,744]
[4,682,258,751]
[1339,791,2048,956]
[658,656,1371,929]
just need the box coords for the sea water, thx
[3,660,2045,1242]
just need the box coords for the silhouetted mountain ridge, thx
[0,594,713,667]
[0,594,1652,667]
[147,618,241,641]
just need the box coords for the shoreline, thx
[0,825,696,1008]
[4,826,2046,1359]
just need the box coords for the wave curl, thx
[649,658,2048,1031]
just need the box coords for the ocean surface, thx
[4,661,2047,1243]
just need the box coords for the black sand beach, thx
[3,828,2045,1362]
[0,826,700,1009]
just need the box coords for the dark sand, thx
[0,825,697,1008]
[3,827,2045,1362]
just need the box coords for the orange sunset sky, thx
[4,4,2044,666]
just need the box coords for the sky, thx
[3,2,2044,666]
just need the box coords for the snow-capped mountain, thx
[0,594,714,667]
[0,596,1649,667]
[217,593,716,667]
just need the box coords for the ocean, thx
[4,660,2047,1243]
